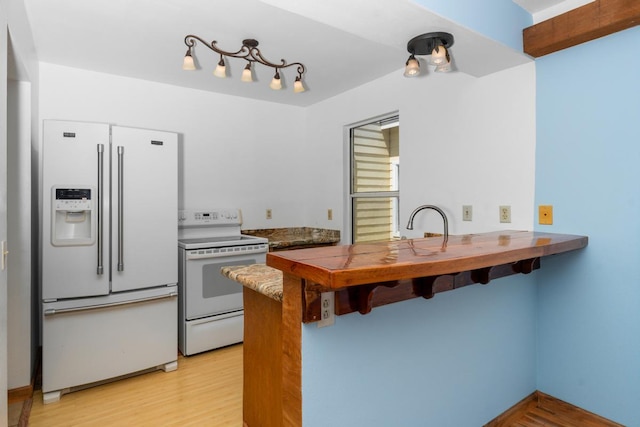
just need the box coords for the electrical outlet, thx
[266,209,272,220]
[328,209,333,220]
[318,292,335,328]
[539,205,553,225]
[499,205,511,223]
[462,205,473,221]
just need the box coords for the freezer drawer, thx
[42,286,178,400]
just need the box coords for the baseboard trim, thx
[8,347,39,405]
[484,390,624,427]
[8,384,33,405]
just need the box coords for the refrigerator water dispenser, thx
[51,187,95,246]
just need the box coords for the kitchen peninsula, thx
[222,230,588,427]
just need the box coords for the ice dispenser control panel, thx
[51,187,95,246]
[55,188,92,210]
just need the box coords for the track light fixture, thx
[404,32,454,77]
[183,36,306,93]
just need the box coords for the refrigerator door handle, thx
[117,146,124,271]
[43,291,178,316]
[97,144,104,275]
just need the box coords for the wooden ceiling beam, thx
[523,0,640,57]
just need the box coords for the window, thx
[350,116,399,243]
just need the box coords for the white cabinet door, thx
[42,120,110,299]
[110,126,177,292]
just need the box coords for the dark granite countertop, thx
[242,227,340,250]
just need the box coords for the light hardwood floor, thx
[28,344,243,426]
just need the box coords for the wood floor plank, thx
[27,344,243,426]
[526,408,567,426]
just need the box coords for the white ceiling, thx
[22,0,575,107]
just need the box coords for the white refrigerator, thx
[41,120,178,403]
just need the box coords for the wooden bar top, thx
[266,231,588,289]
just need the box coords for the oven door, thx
[182,249,266,320]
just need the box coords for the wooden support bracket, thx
[302,258,542,323]
[412,276,435,299]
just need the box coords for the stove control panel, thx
[178,209,243,227]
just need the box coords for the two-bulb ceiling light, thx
[404,32,454,77]
[182,36,306,93]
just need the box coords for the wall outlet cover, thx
[318,292,335,328]
[499,205,511,223]
[539,205,553,225]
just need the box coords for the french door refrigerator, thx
[41,120,178,403]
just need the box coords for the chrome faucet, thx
[406,205,449,242]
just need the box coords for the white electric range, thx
[177,209,268,356]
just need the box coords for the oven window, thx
[202,260,255,298]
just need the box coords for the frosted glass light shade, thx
[434,60,452,73]
[213,58,226,78]
[293,77,305,93]
[182,54,196,71]
[269,72,282,90]
[404,56,420,77]
[430,45,448,65]
[241,64,253,82]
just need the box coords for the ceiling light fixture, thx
[183,36,306,93]
[403,32,454,78]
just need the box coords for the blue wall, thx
[302,275,537,426]
[535,26,640,426]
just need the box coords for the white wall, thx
[305,63,536,239]
[38,60,535,242]
[38,63,307,230]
